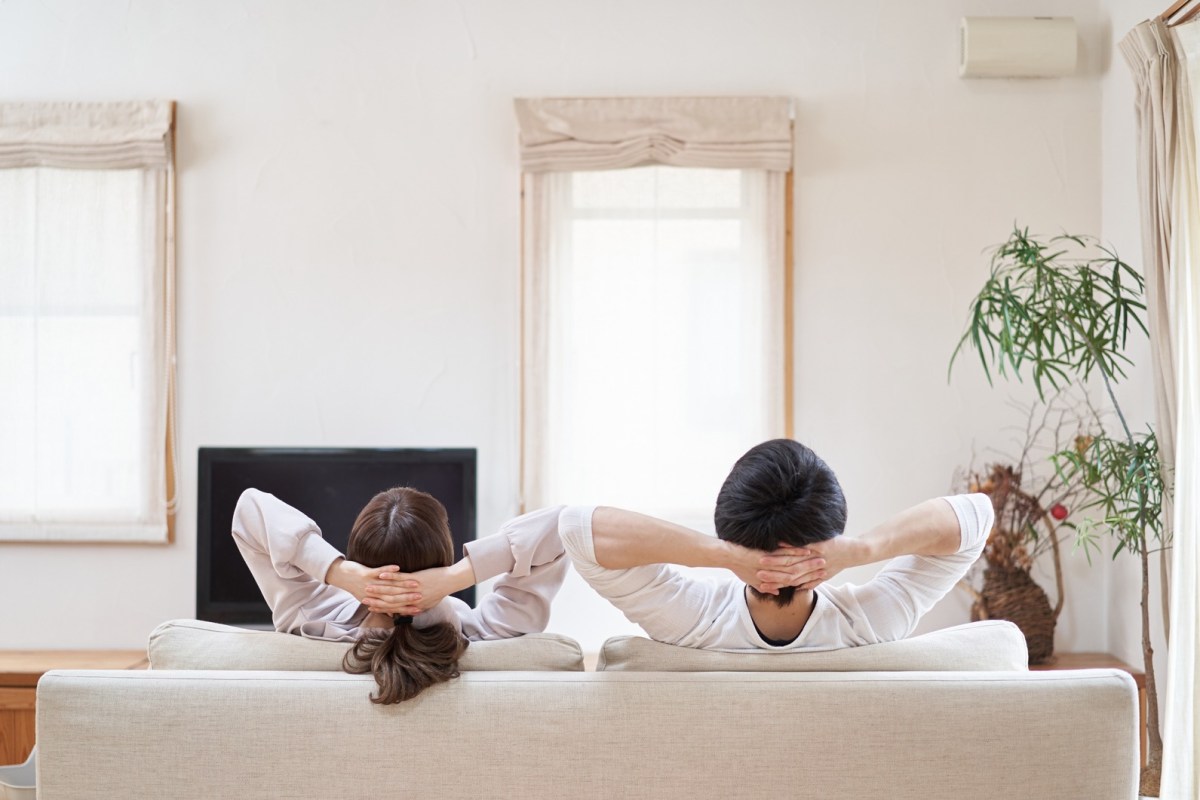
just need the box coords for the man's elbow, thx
[558,505,601,566]
[963,493,996,555]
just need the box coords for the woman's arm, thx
[363,557,475,614]
[232,489,419,632]
[366,506,570,639]
[325,558,421,604]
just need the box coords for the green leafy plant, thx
[950,226,1171,796]
[1056,432,1166,565]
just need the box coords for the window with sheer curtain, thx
[517,97,792,529]
[0,102,176,542]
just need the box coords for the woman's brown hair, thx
[341,487,468,704]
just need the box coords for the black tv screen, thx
[197,447,476,626]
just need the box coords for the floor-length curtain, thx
[1122,19,1181,653]
[1122,21,1181,475]
[1150,18,1200,799]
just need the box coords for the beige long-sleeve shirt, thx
[231,489,569,642]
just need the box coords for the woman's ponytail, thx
[343,619,468,704]
[342,487,470,704]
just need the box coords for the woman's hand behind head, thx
[327,557,423,611]
[365,557,475,616]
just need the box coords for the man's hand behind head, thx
[755,536,861,593]
[725,541,827,594]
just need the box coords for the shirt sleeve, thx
[558,505,728,648]
[230,488,353,635]
[457,505,571,640]
[827,493,994,644]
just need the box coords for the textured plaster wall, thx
[0,0,1115,654]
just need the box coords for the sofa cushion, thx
[149,619,585,671]
[597,620,1028,671]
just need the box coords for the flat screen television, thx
[197,447,476,626]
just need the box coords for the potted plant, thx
[955,395,1092,665]
[949,227,1171,796]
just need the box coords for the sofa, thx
[35,619,1139,800]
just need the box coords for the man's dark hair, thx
[714,439,847,606]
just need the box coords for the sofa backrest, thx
[148,618,585,671]
[598,620,1028,671]
[36,668,1138,800]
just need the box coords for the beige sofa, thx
[36,620,1139,800]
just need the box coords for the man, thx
[558,438,994,651]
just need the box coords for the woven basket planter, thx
[970,566,1056,665]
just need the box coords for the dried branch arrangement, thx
[955,394,1091,664]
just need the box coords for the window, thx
[0,102,176,542]
[517,97,793,528]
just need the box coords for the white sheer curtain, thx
[0,101,175,542]
[1121,21,1188,795]
[523,167,785,525]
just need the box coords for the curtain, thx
[1121,20,1180,499]
[1123,20,1183,679]
[521,168,786,520]
[0,101,176,542]
[515,97,793,173]
[1125,18,1200,798]
[1165,20,1200,796]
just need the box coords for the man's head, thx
[714,439,847,606]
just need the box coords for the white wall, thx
[0,0,1117,655]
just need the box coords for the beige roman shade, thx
[0,101,174,169]
[514,96,793,172]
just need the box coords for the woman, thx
[231,486,567,703]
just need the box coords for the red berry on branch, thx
[1050,504,1068,521]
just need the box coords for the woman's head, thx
[346,486,453,574]
[342,486,468,705]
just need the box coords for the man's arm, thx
[555,506,825,647]
[758,494,994,644]
[755,497,963,588]
[589,507,824,591]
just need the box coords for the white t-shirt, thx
[559,494,994,652]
